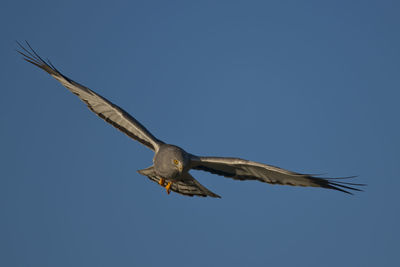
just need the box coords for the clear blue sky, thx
[1,1,399,266]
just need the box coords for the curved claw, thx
[165,182,172,194]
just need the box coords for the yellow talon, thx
[165,182,172,194]
[158,178,172,194]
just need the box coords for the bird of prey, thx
[17,41,364,198]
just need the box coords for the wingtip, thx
[326,179,365,195]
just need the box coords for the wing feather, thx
[190,156,364,194]
[17,41,163,152]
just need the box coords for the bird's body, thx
[17,41,364,198]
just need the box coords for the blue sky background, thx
[1,0,399,266]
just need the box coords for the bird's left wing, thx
[17,42,164,152]
[190,156,364,194]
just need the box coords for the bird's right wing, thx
[17,41,163,152]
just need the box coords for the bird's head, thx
[154,144,190,179]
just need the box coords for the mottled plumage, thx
[17,41,364,198]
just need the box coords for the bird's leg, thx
[158,178,172,194]
[165,182,172,194]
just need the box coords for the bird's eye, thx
[173,159,179,165]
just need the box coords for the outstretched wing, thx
[17,41,163,152]
[138,167,221,198]
[190,156,364,194]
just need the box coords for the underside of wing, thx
[190,156,364,194]
[138,167,221,198]
[17,41,163,152]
